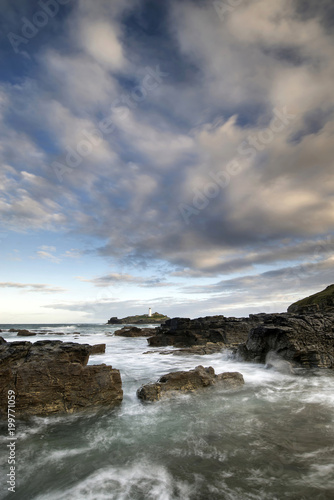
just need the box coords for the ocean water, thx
[0,323,333,500]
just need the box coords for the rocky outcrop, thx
[147,315,263,348]
[288,284,334,313]
[147,309,334,369]
[238,312,334,368]
[137,365,244,401]
[107,313,169,325]
[0,340,122,417]
[114,326,155,337]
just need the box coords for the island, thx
[107,311,169,325]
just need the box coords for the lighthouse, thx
[148,307,152,317]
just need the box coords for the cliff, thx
[287,284,334,313]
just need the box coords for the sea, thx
[0,323,333,500]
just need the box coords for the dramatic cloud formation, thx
[0,0,333,321]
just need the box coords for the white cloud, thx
[78,20,125,70]
[0,282,67,293]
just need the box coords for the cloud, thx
[76,272,173,288]
[0,282,67,293]
[1,0,334,318]
[78,20,125,70]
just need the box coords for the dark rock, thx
[88,344,106,355]
[17,330,36,336]
[0,337,6,345]
[0,340,122,417]
[148,309,334,369]
[9,329,18,332]
[137,365,244,401]
[114,326,155,337]
[238,312,334,368]
[107,317,122,324]
[147,315,261,348]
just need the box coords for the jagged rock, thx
[147,316,262,348]
[17,330,36,336]
[137,365,244,401]
[0,340,122,417]
[0,337,6,345]
[88,344,106,355]
[238,312,334,368]
[114,326,155,337]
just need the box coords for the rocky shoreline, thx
[1,285,333,417]
[146,311,334,369]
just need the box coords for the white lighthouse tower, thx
[148,307,152,317]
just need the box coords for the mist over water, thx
[1,324,333,500]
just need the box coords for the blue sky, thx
[1,0,334,323]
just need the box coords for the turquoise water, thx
[0,324,333,500]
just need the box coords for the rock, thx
[288,284,334,313]
[137,365,244,401]
[88,344,106,355]
[9,329,18,332]
[0,337,6,345]
[114,326,155,337]
[17,330,36,336]
[147,315,261,349]
[0,340,123,417]
[107,317,123,324]
[238,312,334,368]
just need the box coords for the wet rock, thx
[238,313,334,369]
[9,329,18,332]
[88,344,106,355]
[0,340,123,417]
[147,316,261,349]
[0,337,6,345]
[137,365,244,401]
[114,326,154,337]
[17,329,37,336]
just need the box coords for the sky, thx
[0,0,334,323]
